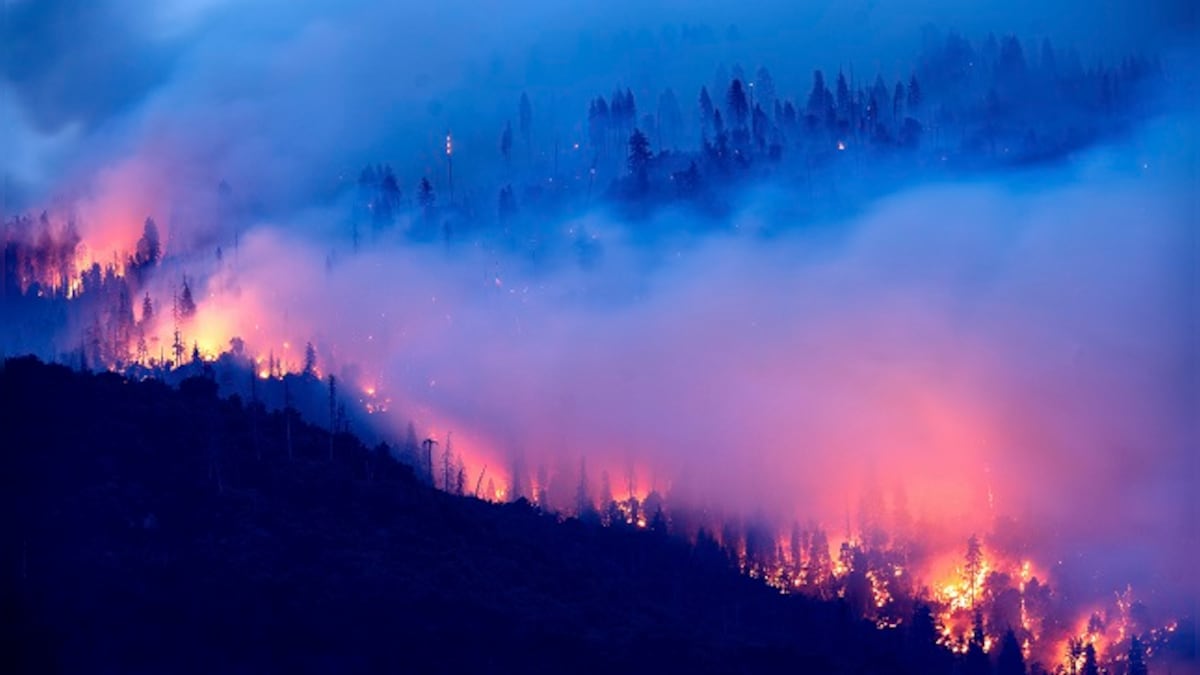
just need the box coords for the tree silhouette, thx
[726,79,749,141]
[417,177,435,209]
[141,293,154,325]
[965,611,990,675]
[996,629,1025,675]
[1127,635,1148,675]
[1081,643,1099,675]
[303,342,317,376]
[965,534,984,607]
[907,74,922,111]
[698,86,715,137]
[134,217,161,268]
[327,374,337,461]
[627,128,652,194]
[179,279,197,320]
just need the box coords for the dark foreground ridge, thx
[4,357,961,674]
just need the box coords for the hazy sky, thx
[3,0,1195,210]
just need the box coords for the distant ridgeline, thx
[351,31,1162,234]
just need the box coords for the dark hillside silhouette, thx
[5,356,958,674]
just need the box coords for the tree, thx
[441,433,454,492]
[965,534,984,608]
[141,293,154,325]
[835,71,851,122]
[673,160,702,198]
[908,603,943,672]
[907,74,922,111]
[1081,644,1099,675]
[807,70,828,118]
[626,128,652,192]
[303,342,317,376]
[179,279,197,320]
[698,86,714,137]
[575,458,595,521]
[965,611,991,675]
[500,120,513,165]
[996,629,1025,675]
[1127,635,1148,675]
[327,374,337,461]
[725,79,749,133]
[622,89,637,133]
[417,177,435,209]
[135,217,161,268]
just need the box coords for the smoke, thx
[143,112,1194,615]
[5,0,1195,212]
[4,0,1196,622]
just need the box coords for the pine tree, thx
[303,342,317,376]
[907,74,922,111]
[179,279,197,319]
[996,629,1025,675]
[327,375,337,461]
[964,611,990,675]
[575,458,594,520]
[725,79,749,132]
[1081,644,1099,675]
[417,177,435,209]
[698,86,714,137]
[627,128,652,193]
[1127,635,1148,675]
[835,71,851,121]
[135,217,161,268]
[141,293,154,325]
[965,534,984,608]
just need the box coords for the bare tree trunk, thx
[474,465,488,498]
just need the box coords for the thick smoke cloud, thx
[3,0,1196,617]
[176,115,1196,613]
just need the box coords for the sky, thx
[3,0,1198,616]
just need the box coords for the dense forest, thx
[1,23,1192,675]
[0,357,963,673]
[3,357,1190,673]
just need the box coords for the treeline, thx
[1,213,211,370]
[352,30,1161,236]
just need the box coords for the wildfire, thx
[7,210,1187,675]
